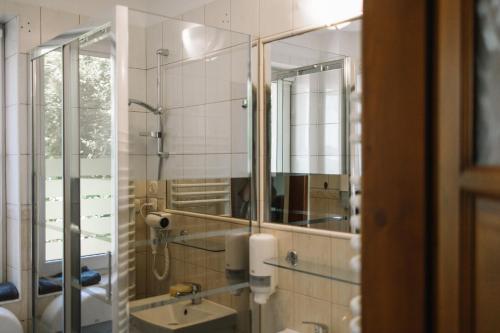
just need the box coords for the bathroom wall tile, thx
[182,105,206,154]
[231,153,249,178]
[40,7,79,43]
[130,155,147,181]
[318,123,340,155]
[206,101,231,153]
[17,4,42,54]
[293,294,331,333]
[146,22,163,69]
[269,229,294,291]
[261,289,295,333]
[331,304,352,333]
[206,154,231,178]
[168,259,186,287]
[182,59,205,106]
[293,0,363,31]
[331,237,355,272]
[6,155,29,205]
[6,219,21,271]
[206,270,232,306]
[184,263,207,289]
[6,53,28,107]
[163,107,184,155]
[205,0,231,29]
[182,6,205,25]
[291,92,319,125]
[129,25,147,69]
[160,154,183,181]
[231,44,250,100]
[260,0,293,37]
[5,17,19,58]
[128,68,147,109]
[293,233,331,301]
[206,221,227,272]
[291,125,318,156]
[162,19,183,64]
[292,74,319,94]
[135,252,148,297]
[146,67,157,108]
[181,23,206,60]
[331,280,358,307]
[230,0,259,37]
[6,104,28,155]
[317,155,341,175]
[183,154,206,179]
[128,111,147,155]
[206,26,232,54]
[291,155,319,174]
[319,92,340,124]
[163,63,184,109]
[205,52,231,103]
[231,99,249,154]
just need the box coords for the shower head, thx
[128,99,162,115]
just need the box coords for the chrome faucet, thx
[175,282,202,305]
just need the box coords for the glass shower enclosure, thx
[31,23,119,332]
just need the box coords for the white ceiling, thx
[3,0,215,20]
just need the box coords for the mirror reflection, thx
[265,19,362,233]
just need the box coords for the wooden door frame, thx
[362,0,432,332]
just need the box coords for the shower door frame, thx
[31,23,113,332]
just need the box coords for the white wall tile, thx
[182,23,206,59]
[205,0,230,29]
[183,154,206,179]
[182,59,205,106]
[163,107,184,155]
[6,53,28,107]
[146,22,163,69]
[161,154,183,180]
[206,101,231,153]
[183,105,206,154]
[40,7,79,44]
[231,153,249,178]
[319,92,340,124]
[205,52,231,103]
[130,155,146,180]
[17,3,42,53]
[231,44,250,99]
[291,124,318,155]
[128,112,147,155]
[291,155,318,174]
[293,0,363,30]
[6,155,29,205]
[260,0,293,37]
[128,68,147,107]
[182,7,205,25]
[6,104,28,155]
[291,93,319,125]
[146,67,157,108]
[163,63,184,109]
[162,19,183,64]
[5,17,19,58]
[318,123,340,155]
[129,25,146,69]
[206,26,232,54]
[230,0,259,37]
[231,99,248,153]
[318,155,341,175]
[206,154,231,178]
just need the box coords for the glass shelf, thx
[263,257,360,285]
[172,238,225,252]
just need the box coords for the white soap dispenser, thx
[249,233,277,304]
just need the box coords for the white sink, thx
[130,294,237,333]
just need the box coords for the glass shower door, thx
[32,25,115,332]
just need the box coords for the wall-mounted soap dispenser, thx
[249,233,277,304]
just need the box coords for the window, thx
[42,50,112,265]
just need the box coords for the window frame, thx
[0,24,6,283]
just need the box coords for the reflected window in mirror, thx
[265,19,362,233]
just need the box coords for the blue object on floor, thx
[0,282,19,301]
[38,266,102,295]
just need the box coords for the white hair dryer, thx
[145,212,172,280]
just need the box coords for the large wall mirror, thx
[262,18,362,233]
